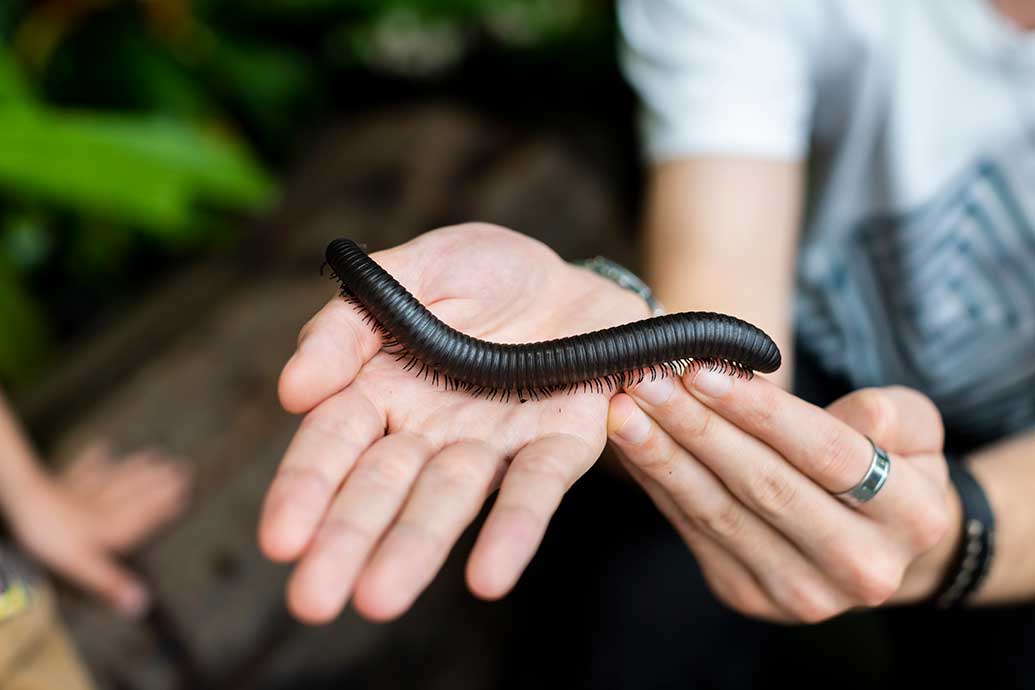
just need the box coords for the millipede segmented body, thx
[325,238,781,402]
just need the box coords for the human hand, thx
[259,224,651,624]
[608,372,959,623]
[6,442,191,618]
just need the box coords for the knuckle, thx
[746,469,798,517]
[319,514,376,546]
[395,517,447,552]
[514,452,571,492]
[842,552,903,607]
[729,587,775,622]
[738,598,778,622]
[923,454,952,494]
[793,602,838,625]
[367,454,417,486]
[276,465,335,500]
[852,388,895,441]
[746,392,778,434]
[692,500,746,542]
[680,405,715,442]
[493,501,548,539]
[429,454,487,490]
[360,434,428,487]
[300,409,362,449]
[888,385,944,437]
[816,426,858,484]
[784,579,842,624]
[910,497,953,552]
[712,578,771,620]
[636,436,679,477]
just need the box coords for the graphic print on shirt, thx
[797,141,1035,446]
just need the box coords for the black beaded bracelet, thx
[930,456,996,609]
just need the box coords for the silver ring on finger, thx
[834,436,890,507]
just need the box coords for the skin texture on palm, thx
[260,224,652,624]
[4,443,190,618]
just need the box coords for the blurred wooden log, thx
[15,260,241,443]
[31,102,637,690]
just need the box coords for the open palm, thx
[259,224,650,623]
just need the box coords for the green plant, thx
[0,47,274,387]
[0,0,613,389]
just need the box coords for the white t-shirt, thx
[619,0,1035,446]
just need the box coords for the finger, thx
[684,369,944,536]
[628,377,861,531]
[278,297,384,414]
[826,387,948,492]
[615,447,789,623]
[96,452,187,509]
[686,368,882,495]
[466,433,595,600]
[103,468,192,550]
[353,440,505,622]
[58,548,151,620]
[62,440,115,492]
[259,386,385,563]
[286,433,432,625]
[826,386,944,454]
[623,382,903,606]
[278,238,435,416]
[608,394,849,620]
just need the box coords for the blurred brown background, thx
[1,2,646,688]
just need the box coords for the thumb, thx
[61,548,151,619]
[825,386,944,455]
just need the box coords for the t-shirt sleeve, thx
[618,0,817,162]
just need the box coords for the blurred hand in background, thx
[0,392,191,619]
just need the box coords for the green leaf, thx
[0,49,33,107]
[0,107,275,240]
[207,37,315,137]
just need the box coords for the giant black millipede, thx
[324,238,781,402]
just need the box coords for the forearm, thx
[642,158,804,390]
[965,430,1035,605]
[0,391,49,517]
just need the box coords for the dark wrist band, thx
[930,455,996,609]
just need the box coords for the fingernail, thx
[118,584,151,619]
[615,406,651,444]
[692,368,732,397]
[631,376,674,406]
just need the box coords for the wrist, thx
[610,280,655,322]
[0,395,53,519]
[0,464,53,525]
[569,258,657,323]
[571,256,665,317]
